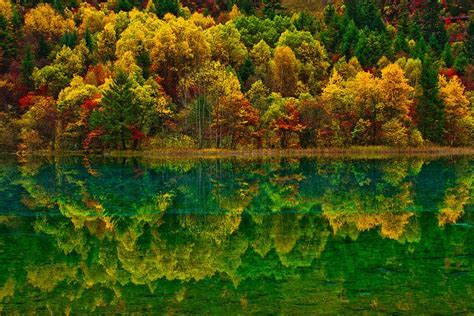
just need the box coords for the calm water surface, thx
[0,155,473,314]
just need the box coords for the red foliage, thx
[18,93,35,111]
[272,101,305,148]
[83,128,103,150]
[81,94,101,112]
[129,126,146,141]
[84,64,109,86]
[440,68,457,77]
[331,54,341,64]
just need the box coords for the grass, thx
[10,146,474,160]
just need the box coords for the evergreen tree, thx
[152,0,180,18]
[60,32,78,48]
[90,72,135,149]
[262,0,284,19]
[441,43,453,68]
[21,46,35,88]
[0,15,16,72]
[136,50,151,79]
[52,0,64,13]
[453,51,468,74]
[237,58,255,90]
[415,0,448,52]
[340,20,359,58]
[344,0,384,32]
[84,29,94,52]
[116,0,134,12]
[417,55,444,143]
[466,21,474,60]
[36,35,50,60]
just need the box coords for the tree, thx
[17,95,57,151]
[417,55,444,143]
[340,20,359,58]
[439,75,473,146]
[262,0,284,19]
[250,40,272,87]
[0,13,15,72]
[150,17,211,98]
[441,43,453,68]
[321,70,356,146]
[206,23,248,68]
[414,0,448,52]
[344,0,385,32]
[151,0,180,18]
[55,76,99,149]
[24,3,75,42]
[237,58,255,89]
[89,72,135,149]
[270,100,304,148]
[212,92,260,148]
[378,64,417,146]
[21,46,34,88]
[271,46,299,97]
[355,29,391,68]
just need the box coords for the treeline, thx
[0,0,473,151]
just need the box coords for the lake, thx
[0,155,473,313]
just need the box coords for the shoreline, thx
[3,146,474,159]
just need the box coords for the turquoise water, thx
[0,155,473,313]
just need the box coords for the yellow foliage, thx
[228,4,241,20]
[439,75,473,146]
[271,46,299,97]
[27,264,77,292]
[24,4,75,41]
[189,12,215,29]
[0,0,12,20]
[150,17,211,80]
[78,3,107,34]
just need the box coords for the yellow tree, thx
[347,71,381,145]
[24,4,75,41]
[378,63,417,146]
[439,75,474,146]
[0,0,12,20]
[271,46,299,97]
[320,70,355,146]
[150,16,211,98]
[250,40,272,87]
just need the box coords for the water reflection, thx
[0,155,472,313]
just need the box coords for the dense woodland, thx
[0,0,473,151]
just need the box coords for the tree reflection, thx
[0,156,471,313]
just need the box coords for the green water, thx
[0,155,473,314]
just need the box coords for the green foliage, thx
[20,46,35,88]
[90,72,135,149]
[60,31,77,49]
[152,0,181,18]
[417,55,444,143]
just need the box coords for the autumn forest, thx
[0,0,473,152]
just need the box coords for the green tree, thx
[152,0,180,18]
[417,55,444,143]
[89,72,135,149]
[441,43,453,68]
[21,46,34,88]
[262,0,284,19]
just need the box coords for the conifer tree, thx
[417,55,444,143]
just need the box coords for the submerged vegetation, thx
[0,0,473,153]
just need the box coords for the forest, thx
[0,0,473,152]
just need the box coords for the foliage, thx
[0,0,471,152]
